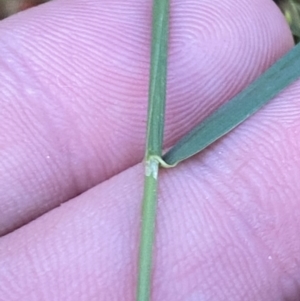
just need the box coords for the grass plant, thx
[137,2,300,301]
[0,1,300,300]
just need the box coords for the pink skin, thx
[0,0,299,300]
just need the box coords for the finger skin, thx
[0,0,293,235]
[1,80,300,300]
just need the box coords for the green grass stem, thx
[137,0,170,300]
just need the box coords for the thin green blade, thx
[163,43,300,166]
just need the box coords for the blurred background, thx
[275,0,300,43]
[0,0,299,43]
[0,0,49,20]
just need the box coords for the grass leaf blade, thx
[163,43,300,166]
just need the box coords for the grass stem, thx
[137,158,159,301]
[136,0,170,300]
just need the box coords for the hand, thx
[0,0,299,300]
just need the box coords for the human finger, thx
[1,76,300,299]
[0,0,293,235]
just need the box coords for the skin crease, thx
[1,0,300,300]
